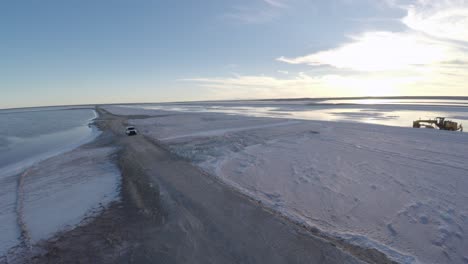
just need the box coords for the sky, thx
[1,0,468,108]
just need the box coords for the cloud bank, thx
[279,0,468,71]
[278,32,451,71]
[403,0,468,42]
[193,0,468,98]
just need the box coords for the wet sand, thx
[2,107,395,264]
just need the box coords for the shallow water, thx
[133,98,468,132]
[0,109,98,175]
[0,108,100,256]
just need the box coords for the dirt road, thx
[11,108,394,264]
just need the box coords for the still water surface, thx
[0,108,98,177]
[134,98,468,131]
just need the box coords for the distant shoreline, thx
[2,96,468,111]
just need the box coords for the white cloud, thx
[403,0,468,42]
[183,73,320,98]
[279,0,468,72]
[191,0,468,98]
[185,65,468,98]
[182,71,431,98]
[278,32,453,71]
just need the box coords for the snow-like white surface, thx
[0,146,120,258]
[0,108,121,259]
[105,100,468,131]
[22,147,120,243]
[105,104,468,264]
[0,174,19,258]
[0,111,102,257]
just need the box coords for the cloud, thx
[187,0,468,98]
[184,65,468,98]
[182,71,429,98]
[182,73,319,98]
[182,73,328,99]
[278,0,468,72]
[278,32,453,71]
[403,0,468,42]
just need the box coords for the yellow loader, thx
[413,117,463,132]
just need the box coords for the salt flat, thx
[1,144,121,261]
[21,146,121,244]
[105,103,468,264]
[0,109,107,257]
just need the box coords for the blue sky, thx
[1,0,468,108]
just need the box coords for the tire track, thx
[15,168,32,252]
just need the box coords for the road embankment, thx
[6,107,395,264]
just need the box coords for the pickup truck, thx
[125,126,138,136]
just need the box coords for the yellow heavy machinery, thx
[413,117,463,131]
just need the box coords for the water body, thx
[0,108,100,256]
[133,98,468,132]
[0,108,99,174]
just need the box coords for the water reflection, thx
[136,99,468,133]
[318,98,468,107]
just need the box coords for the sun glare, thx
[323,75,400,97]
[284,32,448,72]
